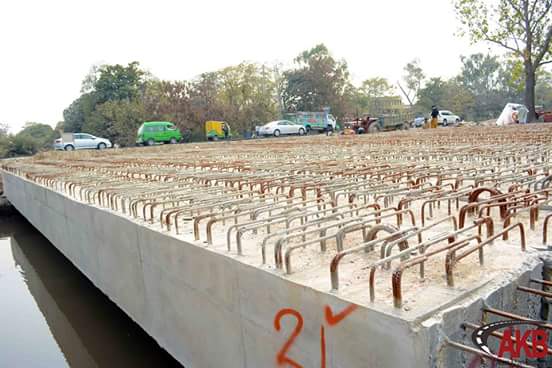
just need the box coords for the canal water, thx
[0,213,182,368]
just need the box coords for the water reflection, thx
[0,214,182,368]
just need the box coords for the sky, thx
[0,0,490,133]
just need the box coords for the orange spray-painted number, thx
[274,308,304,368]
[274,304,357,368]
[320,325,326,368]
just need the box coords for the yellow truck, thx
[205,121,231,141]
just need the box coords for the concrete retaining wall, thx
[2,171,432,368]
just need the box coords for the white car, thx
[54,133,112,151]
[260,120,306,137]
[437,110,461,126]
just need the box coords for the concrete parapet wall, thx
[2,171,433,368]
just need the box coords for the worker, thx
[326,119,333,136]
[422,117,429,129]
[222,123,229,139]
[512,108,519,124]
[430,105,439,129]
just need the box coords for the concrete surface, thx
[2,170,547,368]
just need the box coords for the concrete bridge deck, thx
[3,125,552,367]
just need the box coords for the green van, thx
[137,121,182,145]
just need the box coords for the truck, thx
[283,109,337,133]
[205,121,232,141]
[343,113,411,134]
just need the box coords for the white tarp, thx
[496,103,529,126]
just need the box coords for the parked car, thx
[413,116,426,128]
[260,120,306,137]
[437,110,461,126]
[136,121,182,146]
[54,133,112,151]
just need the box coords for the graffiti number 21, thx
[274,304,357,368]
[274,308,304,368]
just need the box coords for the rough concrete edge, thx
[421,253,548,367]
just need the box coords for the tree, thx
[282,44,352,119]
[62,93,98,133]
[93,62,147,103]
[353,78,395,116]
[459,53,505,119]
[454,0,552,121]
[188,72,225,139]
[536,68,552,108]
[417,78,475,119]
[0,122,57,157]
[398,59,425,107]
[498,57,526,101]
[0,123,11,158]
[54,121,64,137]
[97,100,145,147]
[361,78,394,99]
[16,122,55,151]
[215,63,279,133]
[61,62,150,144]
[460,54,501,93]
[417,78,447,112]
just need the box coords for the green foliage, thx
[454,0,552,120]
[0,123,13,157]
[96,100,145,147]
[11,134,40,156]
[459,53,507,120]
[93,62,146,103]
[282,44,352,118]
[351,78,395,116]
[16,122,55,150]
[0,122,55,158]
[498,58,525,101]
[62,93,99,133]
[0,135,11,158]
[536,69,552,108]
[61,62,147,145]
[140,63,280,138]
[417,78,475,120]
[45,43,550,154]
[215,63,279,133]
[361,78,394,99]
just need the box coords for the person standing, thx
[222,123,229,139]
[326,118,333,136]
[430,105,439,129]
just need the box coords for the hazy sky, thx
[1,0,489,132]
